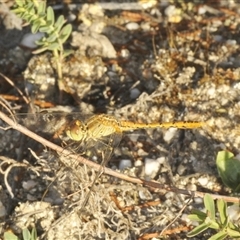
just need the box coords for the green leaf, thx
[32,19,42,32]
[208,219,220,230]
[32,46,48,54]
[46,33,58,43]
[28,14,38,23]
[54,15,65,32]
[63,49,74,58]
[217,199,228,227]
[47,42,60,51]
[47,6,55,26]
[37,1,46,15]
[31,23,40,34]
[22,228,31,240]
[208,231,228,240]
[3,231,18,240]
[21,11,30,20]
[31,227,37,240]
[204,194,215,220]
[187,222,210,237]
[188,209,207,222]
[39,25,52,33]
[227,227,240,237]
[216,150,240,192]
[15,0,25,7]
[59,24,72,44]
[26,2,35,15]
[12,8,24,14]
[35,37,46,45]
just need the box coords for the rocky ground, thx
[0,1,240,239]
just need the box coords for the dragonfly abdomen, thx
[119,120,204,131]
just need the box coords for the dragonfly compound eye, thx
[66,120,86,142]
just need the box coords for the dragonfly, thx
[65,113,204,211]
[4,110,205,212]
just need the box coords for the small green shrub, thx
[12,0,73,93]
[188,194,240,239]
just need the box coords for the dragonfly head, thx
[66,120,86,142]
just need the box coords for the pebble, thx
[130,88,141,99]
[163,128,177,143]
[140,22,151,31]
[120,48,130,58]
[198,176,209,186]
[177,164,187,175]
[22,180,37,190]
[119,159,132,170]
[126,22,140,31]
[156,156,166,164]
[164,5,176,17]
[144,158,161,178]
[194,197,204,205]
[20,32,44,49]
[134,159,143,167]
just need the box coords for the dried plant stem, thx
[0,110,239,204]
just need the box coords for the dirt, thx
[0,1,240,239]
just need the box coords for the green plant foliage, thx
[187,194,240,239]
[4,231,18,240]
[12,0,73,94]
[22,228,37,240]
[12,2,72,51]
[216,151,240,192]
[3,227,37,240]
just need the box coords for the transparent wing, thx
[84,130,122,161]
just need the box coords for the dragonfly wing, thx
[83,131,122,165]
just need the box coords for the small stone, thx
[163,128,178,143]
[130,88,141,99]
[22,180,37,190]
[20,32,44,49]
[144,158,160,178]
[198,176,209,186]
[126,22,139,31]
[119,159,132,170]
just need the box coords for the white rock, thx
[126,22,140,31]
[20,32,45,49]
[163,128,178,142]
[119,159,132,170]
[144,158,161,177]
[194,197,203,204]
[156,156,166,164]
[198,176,209,186]
[226,39,237,46]
[120,48,130,58]
[198,6,206,15]
[134,159,143,167]
[164,5,176,17]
